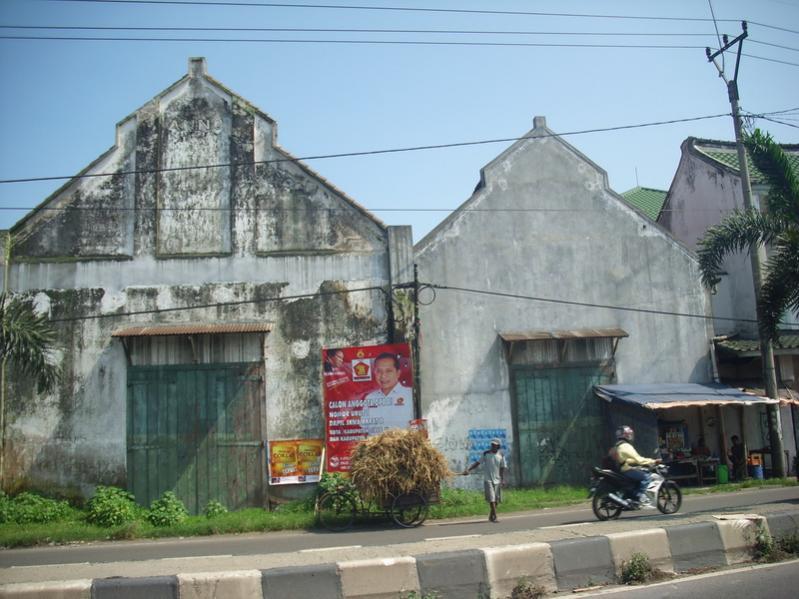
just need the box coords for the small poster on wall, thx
[322,343,415,474]
[268,439,324,485]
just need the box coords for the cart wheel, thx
[317,491,356,532]
[391,491,429,528]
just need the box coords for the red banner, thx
[322,343,414,473]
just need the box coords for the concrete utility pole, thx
[706,22,786,478]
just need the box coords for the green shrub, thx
[87,486,139,527]
[0,492,72,524]
[147,492,188,527]
[621,552,653,584]
[0,492,12,523]
[318,472,358,497]
[203,500,228,519]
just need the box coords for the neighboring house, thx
[0,58,413,511]
[659,137,799,471]
[415,117,717,487]
[620,186,667,221]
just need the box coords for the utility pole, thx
[706,21,786,477]
[412,263,422,420]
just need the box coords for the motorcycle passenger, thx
[611,425,658,507]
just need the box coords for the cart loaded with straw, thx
[316,429,451,531]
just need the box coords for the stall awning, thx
[594,383,780,410]
[112,322,273,337]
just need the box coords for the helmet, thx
[490,438,501,447]
[616,425,634,442]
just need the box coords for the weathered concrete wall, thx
[659,145,758,337]
[3,58,400,498]
[415,117,714,482]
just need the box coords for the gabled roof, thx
[11,57,386,235]
[688,138,799,185]
[620,187,667,221]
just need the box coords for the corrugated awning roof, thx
[112,322,273,337]
[594,383,786,410]
[500,328,629,342]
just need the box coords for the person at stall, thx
[729,435,747,481]
[692,437,711,458]
[610,425,659,507]
[463,438,507,522]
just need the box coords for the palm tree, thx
[697,129,799,340]
[0,292,60,393]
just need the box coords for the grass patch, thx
[682,477,797,495]
[0,480,794,548]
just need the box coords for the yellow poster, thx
[268,439,323,485]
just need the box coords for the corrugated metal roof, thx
[500,328,628,342]
[112,322,273,337]
[620,187,667,221]
[716,334,799,357]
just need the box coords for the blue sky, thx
[1,0,798,241]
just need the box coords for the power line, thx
[0,34,710,49]
[48,0,799,35]
[39,278,799,331]
[0,112,733,185]
[44,0,792,32]
[49,284,385,323]
[3,35,796,65]
[0,25,732,37]
[429,284,799,330]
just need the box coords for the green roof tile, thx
[716,334,799,356]
[693,140,799,185]
[620,187,668,221]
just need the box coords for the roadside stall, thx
[594,383,782,485]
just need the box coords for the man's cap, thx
[490,438,501,446]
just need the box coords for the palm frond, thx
[745,129,799,223]
[0,293,61,394]
[758,234,799,340]
[696,209,785,287]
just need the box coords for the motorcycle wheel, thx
[592,489,623,521]
[656,481,682,514]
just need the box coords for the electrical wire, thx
[0,112,734,185]
[39,278,799,332]
[44,0,798,33]
[0,25,736,37]
[429,283,799,329]
[49,284,386,322]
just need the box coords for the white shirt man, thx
[360,353,413,435]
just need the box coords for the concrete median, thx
[605,528,674,576]
[2,507,798,598]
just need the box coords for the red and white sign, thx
[322,343,414,474]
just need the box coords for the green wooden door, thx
[127,363,264,514]
[512,365,612,486]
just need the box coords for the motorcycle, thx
[588,462,682,521]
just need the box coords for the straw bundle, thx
[350,429,451,505]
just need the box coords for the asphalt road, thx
[570,559,799,598]
[1,486,797,569]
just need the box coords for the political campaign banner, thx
[322,343,414,474]
[268,439,324,485]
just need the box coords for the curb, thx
[1,509,797,598]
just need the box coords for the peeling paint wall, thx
[415,119,714,486]
[3,58,403,500]
[661,147,759,338]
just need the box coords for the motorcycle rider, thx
[610,425,659,507]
